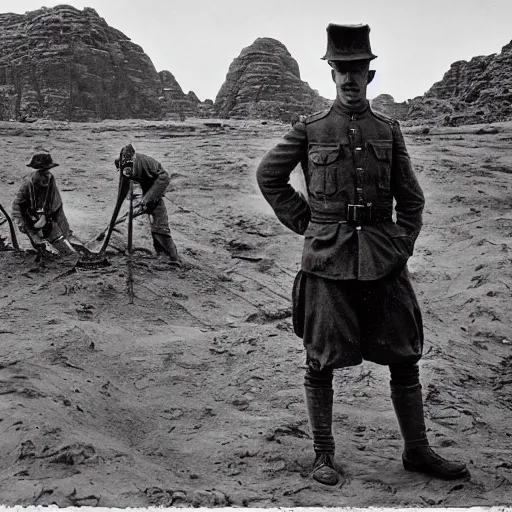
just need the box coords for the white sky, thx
[2,0,512,102]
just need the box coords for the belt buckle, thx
[347,204,371,224]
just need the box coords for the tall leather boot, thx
[304,369,339,485]
[391,381,470,480]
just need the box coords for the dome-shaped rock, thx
[214,37,331,122]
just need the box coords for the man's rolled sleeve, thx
[256,123,310,235]
[391,121,425,239]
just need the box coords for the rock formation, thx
[370,94,409,120]
[406,40,512,126]
[214,37,331,122]
[158,70,203,120]
[196,99,215,118]
[0,5,166,121]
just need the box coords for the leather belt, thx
[310,210,392,225]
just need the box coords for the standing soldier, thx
[12,151,77,257]
[256,24,469,485]
[115,144,181,265]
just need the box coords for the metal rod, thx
[127,181,134,304]
[99,172,130,255]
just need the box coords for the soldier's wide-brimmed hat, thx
[26,152,59,170]
[322,24,377,62]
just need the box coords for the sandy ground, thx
[0,117,511,507]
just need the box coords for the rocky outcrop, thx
[158,70,204,119]
[187,91,200,104]
[214,37,331,122]
[197,99,215,118]
[0,5,164,121]
[370,94,409,120]
[406,40,512,126]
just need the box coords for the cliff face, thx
[370,94,409,120]
[158,70,203,119]
[406,40,512,126]
[0,5,163,121]
[214,37,331,122]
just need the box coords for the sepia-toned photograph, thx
[0,0,510,508]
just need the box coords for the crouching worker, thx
[12,152,77,258]
[115,144,181,265]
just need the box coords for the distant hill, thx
[159,71,213,120]
[0,7,329,123]
[0,6,163,120]
[214,37,331,122]
[8,5,510,126]
[0,5,208,121]
[405,40,512,126]
[370,94,409,120]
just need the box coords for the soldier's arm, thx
[256,122,311,235]
[390,121,425,239]
[137,155,170,205]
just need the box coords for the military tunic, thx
[257,100,425,370]
[11,170,72,244]
[119,153,172,236]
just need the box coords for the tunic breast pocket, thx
[308,144,344,198]
[367,140,392,192]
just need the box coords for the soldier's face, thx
[33,170,52,186]
[331,60,372,109]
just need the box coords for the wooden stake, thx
[0,202,20,250]
[127,181,134,304]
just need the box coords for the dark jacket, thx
[256,100,425,281]
[11,171,63,230]
[125,153,170,207]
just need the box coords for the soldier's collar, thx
[332,99,369,118]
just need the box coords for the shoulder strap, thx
[43,174,56,213]
[27,176,36,211]
[305,105,333,125]
[371,108,396,126]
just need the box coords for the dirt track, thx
[0,118,511,507]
